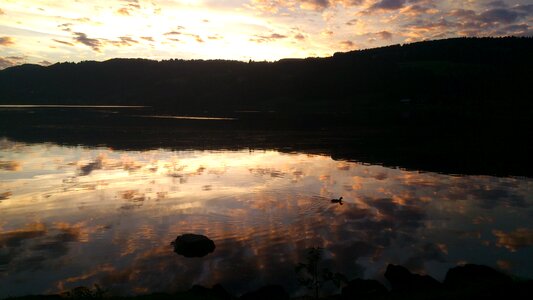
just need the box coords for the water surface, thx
[1,139,532,297]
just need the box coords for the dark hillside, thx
[1,37,531,116]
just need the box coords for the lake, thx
[1,138,532,297]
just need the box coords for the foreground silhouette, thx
[6,264,532,299]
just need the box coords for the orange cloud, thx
[0,36,15,46]
[493,228,533,252]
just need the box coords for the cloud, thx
[0,36,15,46]
[122,0,140,9]
[0,57,20,69]
[250,33,288,43]
[115,0,141,16]
[0,8,4,15]
[493,228,533,252]
[346,18,359,25]
[58,23,73,32]
[73,32,102,51]
[300,0,330,11]
[140,36,154,42]
[53,39,75,46]
[248,0,366,14]
[370,0,407,10]
[376,30,393,40]
[164,31,183,36]
[479,8,520,24]
[0,160,21,171]
[340,40,356,48]
[109,36,139,47]
[487,1,507,8]
[0,191,12,200]
[116,8,131,16]
[294,33,305,40]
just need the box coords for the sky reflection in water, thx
[1,139,532,297]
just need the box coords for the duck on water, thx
[331,197,343,205]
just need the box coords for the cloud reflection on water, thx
[0,140,532,297]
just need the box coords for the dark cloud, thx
[294,33,305,40]
[480,8,520,24]
[346,18,358,25]
[140,36,154,42]
[340,40,355,48]
[300,0,330,11]
[0,191,12,200]
[0,160,21,171]
[0,8,4,15]
[122,0,140,9]
[109,36,139,47]
[79,157,104,175]
[250,33,288,43]
[164,31,182,36]
[376,30,393,40]
[58,23,73,32]
[73,32,102,51]
[371,0,407,10]
[399,2,532,41]
[53,39,75,46]
[513,4,533,14]
[0,36,14,46]
[0,58,17,69]
[39,60,52,66]
[250,0,366,13]
[487,1,507,8]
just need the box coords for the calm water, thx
[1,138,532,297]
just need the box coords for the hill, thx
[1,37,532,115]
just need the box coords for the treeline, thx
[0,37,532,114]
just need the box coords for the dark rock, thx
[187,284,234,300]
[171,233,215,258]
[384,264,442,293]
[212,284,234,300]
[240,285,289,300]
[444,264,513,290]
[341,279,388,299]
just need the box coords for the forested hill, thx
[0,37,531,114]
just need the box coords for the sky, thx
[0,0,532,68]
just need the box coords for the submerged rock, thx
[171,233,215,257]
[384,264,442,293]
[341,279,388,300]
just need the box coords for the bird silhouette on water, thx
[331,196,343,205]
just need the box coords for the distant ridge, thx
[1,37,531,114]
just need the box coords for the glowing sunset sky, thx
[0,0,531,68]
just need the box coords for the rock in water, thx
[172,234,215,257]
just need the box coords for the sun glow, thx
[1,0,531,67]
